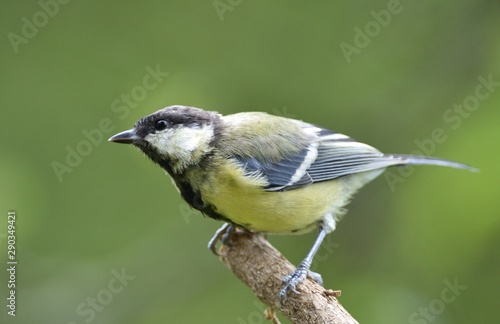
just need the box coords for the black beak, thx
[108,129,140,144]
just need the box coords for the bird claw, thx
[207,223,234,255]
[307,270,323,286]
[279,266,308,304]
[279,265,324,304]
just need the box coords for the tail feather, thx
[387,154,479,172]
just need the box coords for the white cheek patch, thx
[145,128,174,154]
[145,125,214,163]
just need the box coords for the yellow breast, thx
[200,162,346,234]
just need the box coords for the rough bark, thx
[218,229,359,324]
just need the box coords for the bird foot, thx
[279,262,323,304]
[207,223,234,255]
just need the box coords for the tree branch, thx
[217,228,359,324]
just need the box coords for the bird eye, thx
[155,119,168,131]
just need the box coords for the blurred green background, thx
[1,1,499,323]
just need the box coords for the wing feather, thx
[233,122,405,191]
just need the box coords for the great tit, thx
[109,105,477,301]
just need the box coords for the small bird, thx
[109,105,477,301]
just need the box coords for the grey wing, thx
[306,128,476,182]
[234,146,315,191]
[305,130,405,183]
[235,125,406,191]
